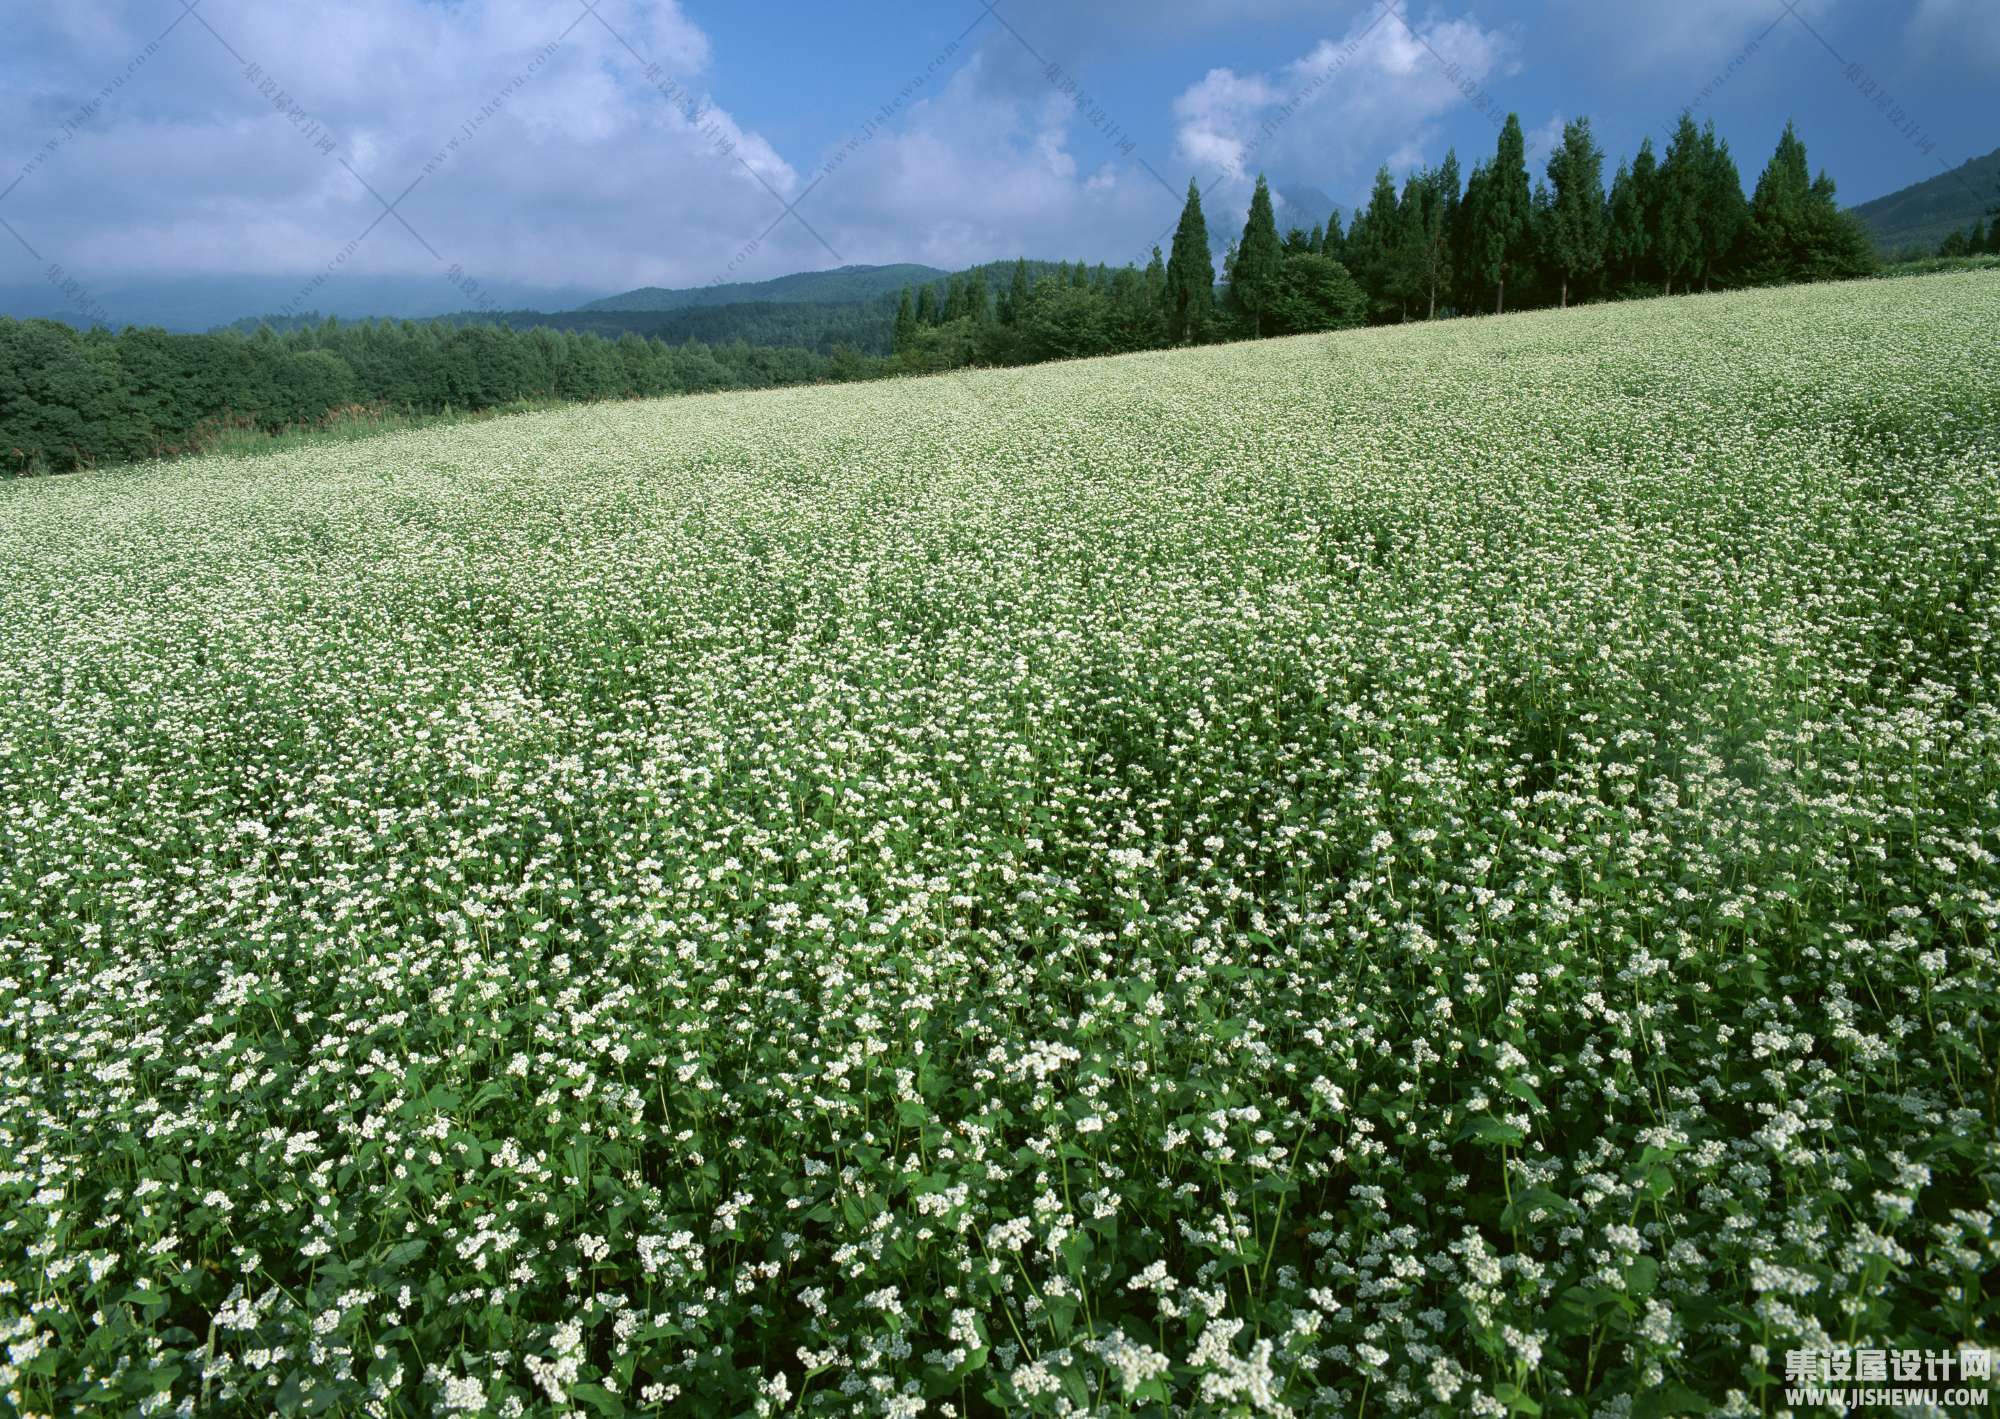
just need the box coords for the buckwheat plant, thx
[1,272,1997,1416]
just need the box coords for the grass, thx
[1,272,1997,1417]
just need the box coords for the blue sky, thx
[1,0,1994,324]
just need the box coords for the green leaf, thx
[1632,1382,1709,1417]
[1459,1115,1526,1147]
[570,1382,626,1416]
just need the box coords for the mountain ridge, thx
[581,263,950,312]
[1849,146,2000,255]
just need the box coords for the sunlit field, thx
[3,272,1997,1417]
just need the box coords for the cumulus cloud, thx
[0,0,824,297]
[1169,7,1518,209]
[0,0,1213,304]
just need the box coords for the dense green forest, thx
[0,320,874,475]
[222,301,899,354]
[4,114,1888,476]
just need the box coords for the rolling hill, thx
[1849,145,2000,255]
[7,271,1999,1416]
[581,263,948,312]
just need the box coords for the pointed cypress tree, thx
[1323,209,1348,265]
[1308,222,1326,255]
[1390,169,1444,321]
[1165,179,1215,343]
[1346,166,1402,321]
[1473,115,1533,313]
[1742,120,1814,285]
[915,284,937,326]
[1630,138,1661,289]
[1453,161,1489,310]
[893,287,916,351]
[1228,175,1285,337]
[1696,121,1746,290]
[1742,121,1872,283]
[1605,152,1650,294]
[1007,259,1031,325]
[1544,117,1606,308]
[1657,112,1706,296]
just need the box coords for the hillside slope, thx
[581,262,947,311]
[1850,145,1999,252]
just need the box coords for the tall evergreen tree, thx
[1695,120,1746,291]
[893,287,917,351]
[1005,259,1031,325]
[1308,222,1326,256]
[1657,113,1705,296]
[1346,166,1402,321]
[1473,114,1533,313]
[1228,175,1286,337]
[1600,145,1648,293]
[1436,150,1463,311]
[1741,120,1871,284]
[1323,209,1348,265]
[1453,162,1489,311]
[1543,117,1606,308]
[1391,167,1454,320]
[1165,179,1216,343]
[914,284,938,326]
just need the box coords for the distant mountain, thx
[1276,184,1339,229]
[438,300,905,357]
[1850,147,2000,255]
[214,259,1123,357]
[0,274,606,333]
[583,263,949,313]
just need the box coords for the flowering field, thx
[3,272,1998,1417]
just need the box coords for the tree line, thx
[889,113,1876,373]
[1932,217,2000,259]
[4,111,1884,475]
[0,317,878,475]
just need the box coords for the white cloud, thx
[0,0,812,293]
[1905,0,2000,69]
[1546,0,1836,72]
[1169,8,1517,205]
[0,0,1218,299]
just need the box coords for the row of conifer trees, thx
[888,112,1877,370]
